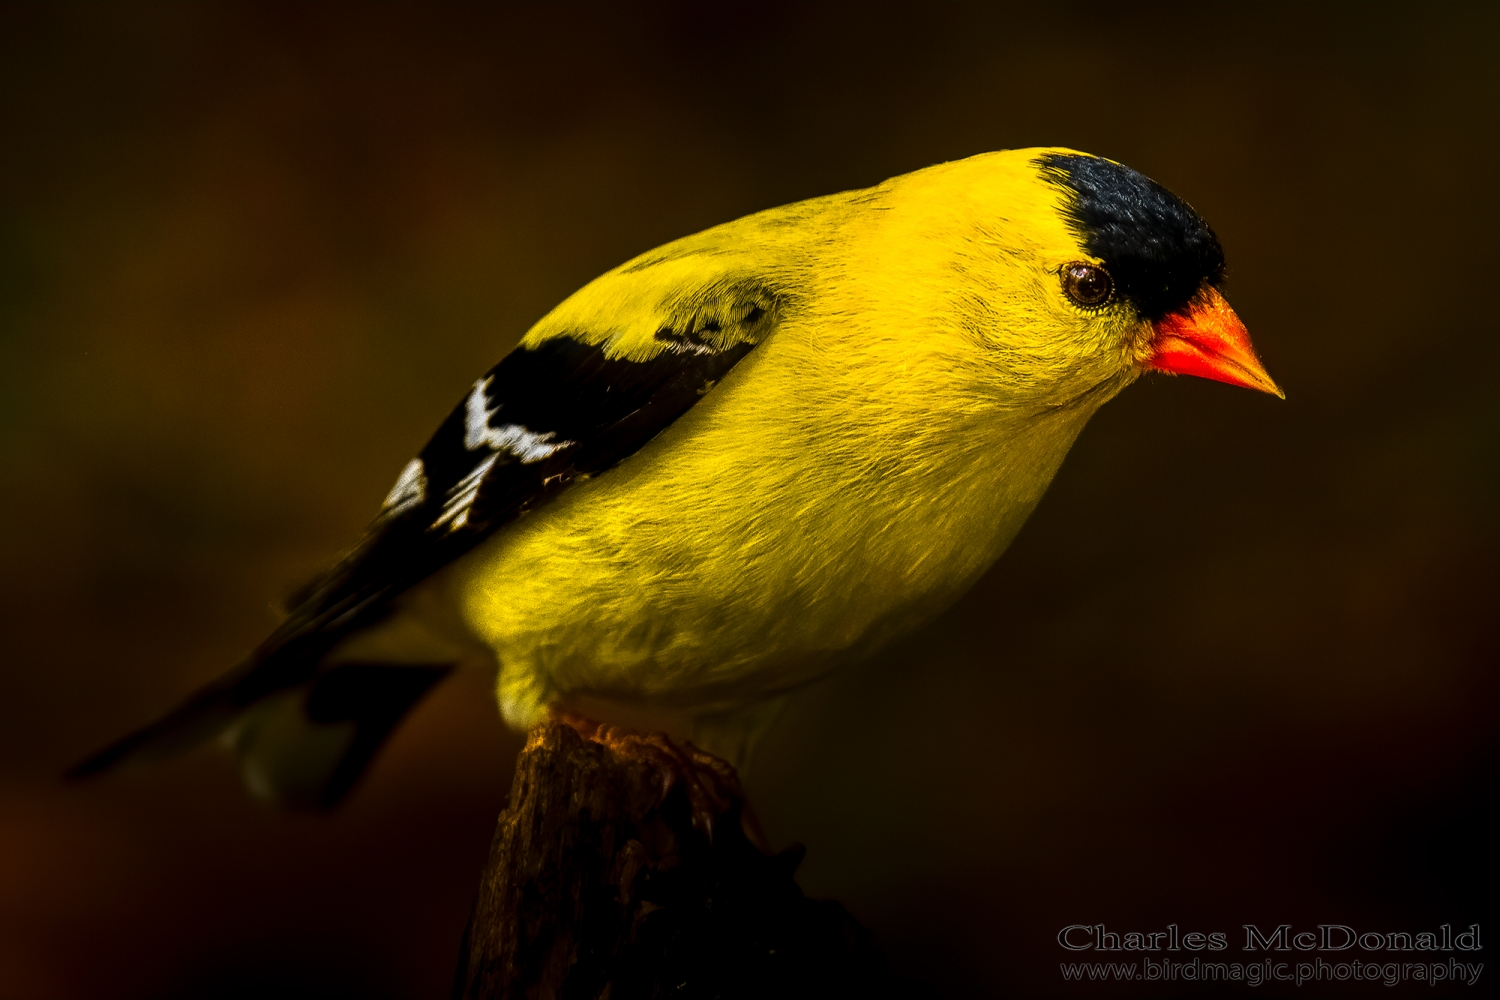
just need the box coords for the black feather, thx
[1037,153,1226,321]
[301,663,452,808]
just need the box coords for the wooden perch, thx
[452,719,886,1000]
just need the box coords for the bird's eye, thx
[1061,262,1114,308]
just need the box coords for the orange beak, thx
[1145,287,1283,398]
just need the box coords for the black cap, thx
[1037,153,1226,322]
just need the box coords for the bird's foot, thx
[547,709,767,849]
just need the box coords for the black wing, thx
[70,292,774,804]
[273,323,765,670]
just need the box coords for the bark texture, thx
[453,720,885,1000]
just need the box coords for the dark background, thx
[1,3,1495,997]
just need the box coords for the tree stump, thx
[452,719,886,1000]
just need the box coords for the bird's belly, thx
[459,525,964,726]
[449,457,1039,728]
[447,354,1092,730]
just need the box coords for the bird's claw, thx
[550,710,762,847]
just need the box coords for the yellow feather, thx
[422,148,1146,732]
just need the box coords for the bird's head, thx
[1036,149,1281,400]
[870,148,1281,414]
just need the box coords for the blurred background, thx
[1,3,1496,997]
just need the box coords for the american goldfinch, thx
[73,148,1280,807]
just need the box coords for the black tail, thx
[66,671,248,778]
[68,662,451,810]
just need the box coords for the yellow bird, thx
[73,148,1280,807]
